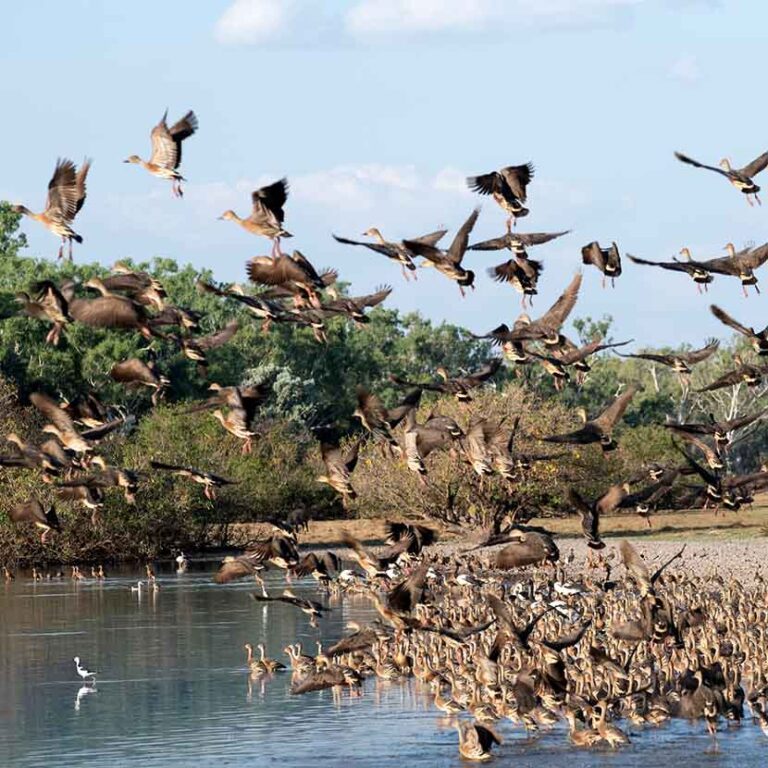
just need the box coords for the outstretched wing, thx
[710,304,753,337]
[537,272,582,330]
[592,385,637,431]
[739,151,768,179]
[674,151,726,176]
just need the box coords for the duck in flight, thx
[13,158,90,260]
[125,110,198,197]
[675,149,768,206]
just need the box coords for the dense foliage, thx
[1,203,766,564]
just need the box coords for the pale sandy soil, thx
[233,495,768,583]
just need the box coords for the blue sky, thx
[2,1,766,347]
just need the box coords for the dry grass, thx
[234,493,768,549]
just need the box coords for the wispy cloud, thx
[214,0,294,45]
[214,0,700,45]
[669,54,701,83]
[432,167,470,195]
[345,0,495,35]
[345,0,645,36]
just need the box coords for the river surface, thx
[0,563,765,767]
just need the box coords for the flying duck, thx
[219,178,291,256]
[125,109,198,197]
[13,158,90,260]
[467,162,534,229]
[675,149,768,205]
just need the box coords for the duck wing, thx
[627,253,703,273]
[149,111,180,170]
[44,158,80,221]
[591,385,637,433]
[500,163,534,201]
[710,304,754,337]
[674,151,728,176]
[535,272,582,332]
[446,207,480,264]
[739,151,768,179]
[252,178,288,221]
[386,564,428,614]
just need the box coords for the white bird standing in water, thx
[175,552,188,572]
[74,656,97,683]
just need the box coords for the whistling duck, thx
[244,643,268,676]
[68,277,155,338]
[212,407,258,454]
[178,319,239,376]
[665,407,767,450]
[149,460,238,500]
[403,208,480,297]
[400,411,456,480]
[251,586,330,628]
[352,386,400,454]
[315,430,360,507]
[110,358,169,405]
[675,149,768,205]
[569,484,631,550]
[13,158,90,260]
[455,720,502,761]
[477,272,582,348]
[8,498,61,543]
[564,709,601,747]
[390,358,501,402]
[467,162,534,229]
[333,227,447,281]
[29,392,93,456]
[581,241,622,287]
[213,533,299,583]
[283,643,314,675]
[219,178,291,256]
[469,228,569,257]
[16,280,72,345]
[700,242,768,296]
[593,702,630,748]
[617,338,719,377]
[487,256,543,308]
[102,263,168,310]
[125,110,198,197]
[696,355,768,392]
[321,285,392,325]
[628,249,715,292]
[256,643,286,673]
[538,384,637,453]
[710,304,768,354]
[246,250,329,309]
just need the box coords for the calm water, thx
[0,564,765,767]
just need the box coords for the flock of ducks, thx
[5,112,768,758]
[211,520,768,760]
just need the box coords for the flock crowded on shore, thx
[5,109,768,759]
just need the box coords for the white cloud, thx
[345,0,647,36]
[190,165,421,215]
[214,0,293,45]
[346,0,494,35]
[291,164,419,210]
[432,167,470,195]
[669,54,701,83]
